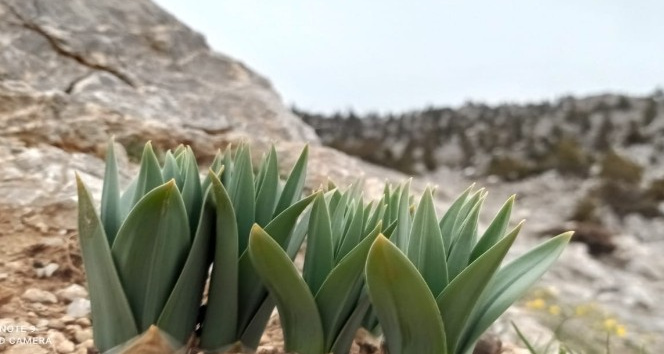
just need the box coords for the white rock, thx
[21,288,57,304]
[35,263,60,278]
[48,330,75,354]
[66,298,91,318]
[74,328,92,343]
[56,284,88,302]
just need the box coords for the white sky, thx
[155,0,664,113]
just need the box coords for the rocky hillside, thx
[298,93,664,179]
[0,0,663,353]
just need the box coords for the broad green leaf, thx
[458,231,573,354]
[329,292,372,354]
[407,188,448,295]
[200,172,239,349]
[437,222,522,353]
[336,199,366,261]
[101,138,122,245]
[329,189,350,251]
[112,180,190,331]
[383,183,401,227]
[236,193,317,334]
[316,223,381,351]
[228,144,256,254]
[180,147,203,237]
[255,146,279,226]
[239,295,276,350]
[451,188,485,240]
[131,142,164,209]
[157,189,214,345]
[286,203,312,258]
[248,225,325,354]
[367,198,387,230]
[470,195,515,262]
[119,177,137,221]
[221,144,234,187]
[161,151,183,189]
[447,197,484,280]
[201,148,223,192]
[76,174,138,352]
[303,193,335,294]
[439,184,474,250]
[173,144,186,157]
[274,145,308,216]
[366,235,447,354]
[393,180,412,251]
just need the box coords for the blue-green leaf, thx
[248,225,325,354]
[407,187,448,295]
[274,145,308,216]
[316,223,380,351]
[437,222,522,353]
[200,172,240,350]
[366,235,447,354]
[439,184,474,251]
[447,197,484,280]
[130,142,164,209]
[157,189,213,345]
[470,195,515,262]
[303,193,335,295]
[101,138,122,245]
[76,174,138,352]
[458,231,572,354]
[112,180,190,332]
[255,146,279,227]
[228,144,256,254]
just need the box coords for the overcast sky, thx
[155,0,664,113]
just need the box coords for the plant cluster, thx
[76,140,571,354]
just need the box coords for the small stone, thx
[66,298,90,318]
[21,288,57,304]
[79,339,94,349]
[48,330,75,353]
[60,315,75,324]
[34,318,49,329]
[74,317,90,327]
[56,284,88,302]
[74,327,92,343]
[36,263,60,278]
[48,318,66,330]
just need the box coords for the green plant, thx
[76,140,313,353]
[247,179,398,354]
[364,184,572,354]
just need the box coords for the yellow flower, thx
[615,325,627,338]
[526,298,546,310]
[603,318,617,331]
[574,305,588,316]
[548,305,561,316]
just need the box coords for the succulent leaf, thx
[366,235,447,354]
[112,180,190,332]
[76,174,138,352]
[248,225,325,354]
